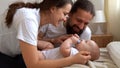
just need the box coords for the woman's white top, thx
[41,47,79,60]
[14,8,40,46]
[0,8,40,57]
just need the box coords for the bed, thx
[64,41,120,68]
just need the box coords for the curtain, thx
[106,0,120,40]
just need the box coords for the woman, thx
[4,0,91,68]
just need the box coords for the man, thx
[38,0,95,47]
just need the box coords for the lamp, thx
[92,10,106,34]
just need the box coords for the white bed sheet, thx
[64,48,118,68]
[107,41,120,68]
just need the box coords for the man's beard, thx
[66,22,84,36]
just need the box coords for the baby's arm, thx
[60,35,80,57]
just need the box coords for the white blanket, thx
[107,41,120,68]
[64,48,118,68]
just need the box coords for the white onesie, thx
[41,47,79,60]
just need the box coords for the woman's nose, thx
[63,15,69,22]
[63,18,67,22]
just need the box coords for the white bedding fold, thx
[107,41,120,68]
[64,48,118,68]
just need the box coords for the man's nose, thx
[78,23,85,29]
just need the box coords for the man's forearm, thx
[40,38,55,44]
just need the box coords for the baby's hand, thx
[70,34,80,44]
[73,34,80,39]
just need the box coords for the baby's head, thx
[76,40,100,61]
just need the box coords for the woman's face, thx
[50,4,72,26]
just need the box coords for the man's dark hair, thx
[70,0,95,17]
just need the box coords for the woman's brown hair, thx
[5,0,73,28]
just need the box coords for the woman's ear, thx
[50,7,57,13]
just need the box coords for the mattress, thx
[107,41,120,68]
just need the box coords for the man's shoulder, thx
[80,26,91,40]
[84,26,91,33]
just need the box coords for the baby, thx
[39,34,100,61]
[60,35,100,61]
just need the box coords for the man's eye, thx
[77,19,82,23]
[85,22,88,25]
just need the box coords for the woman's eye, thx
[64,13,66,16]
[65,15,69,18]
[63,13,69,18]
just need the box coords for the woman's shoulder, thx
[14,7,40,21]
[17,8,39,15]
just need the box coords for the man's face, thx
[67,9,93,35]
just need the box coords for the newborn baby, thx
[39,35,100,61]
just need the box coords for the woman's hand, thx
[72,51,91,64]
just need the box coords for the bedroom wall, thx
[88,0,106,34]
[0,0,17,49]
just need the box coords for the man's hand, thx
[52,34,73,44]
[37,40,54,50]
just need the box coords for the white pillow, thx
[106,41,120,68]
